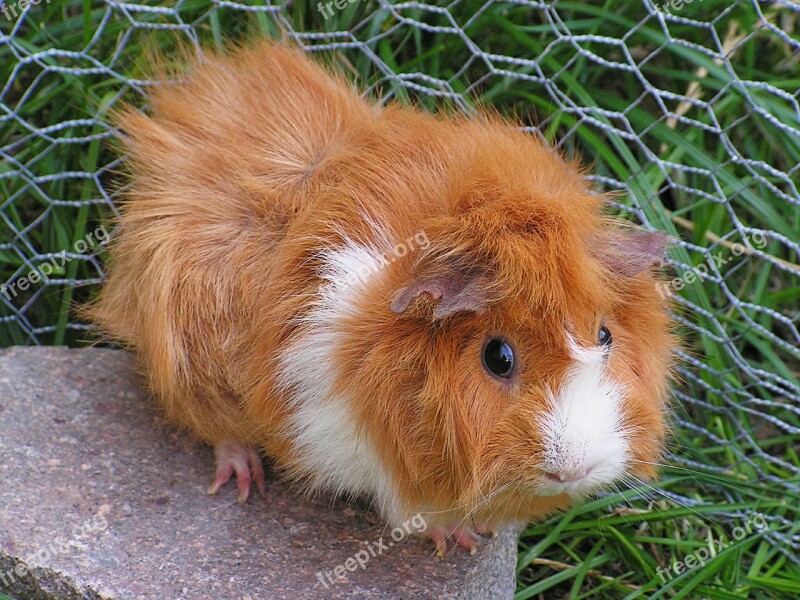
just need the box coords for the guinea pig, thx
[86,41,674,554]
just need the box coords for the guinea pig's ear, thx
[390,268,491,319]
[595,229,668,277]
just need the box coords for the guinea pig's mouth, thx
[533,456,630,498]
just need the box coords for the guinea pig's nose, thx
[544,467,591,483]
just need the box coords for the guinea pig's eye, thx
[482,338,515,379]
[598,325,612,347]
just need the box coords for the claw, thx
[428,525,481,556]
[207,463,234,496]
[452,527,479,555]
[207,441,266,503]
[429,528,448,558]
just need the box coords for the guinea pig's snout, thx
[535,343,631,496]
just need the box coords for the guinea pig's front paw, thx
[206,440,267,503]
[428,524,492,557]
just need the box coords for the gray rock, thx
[0,347,520,599]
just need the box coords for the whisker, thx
[624,473,724,529]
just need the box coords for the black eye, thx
[482,338,515,379]
[598,325,612,347]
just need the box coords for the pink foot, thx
[429,525,481,557]
[206,441,266,503]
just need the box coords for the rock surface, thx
[0,347,520,600]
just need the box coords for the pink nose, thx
[544,468,590,483]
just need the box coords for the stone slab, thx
[0,347,520,599]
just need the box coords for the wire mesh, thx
[1,0,798,564]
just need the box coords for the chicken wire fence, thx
[1,0,799,561]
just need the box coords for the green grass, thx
[1,1,798,598]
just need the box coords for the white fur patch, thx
[536,336,630,496]
[277,236,403,524]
